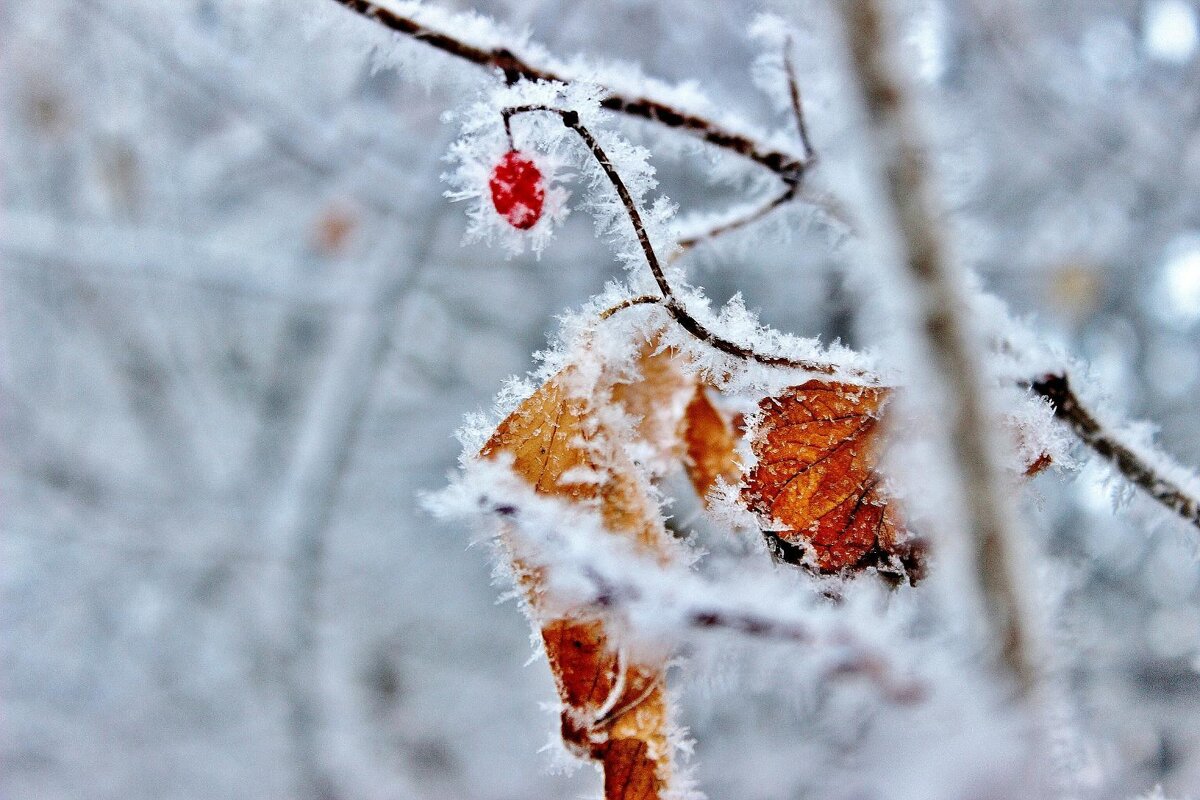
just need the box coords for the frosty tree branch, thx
[675,183,799,252]
[672,36,815,252]
[503,104,859,377]
[330,0,808,181]
[1032,374,1200,531]
[456,487,925,705]
[836,0,1040,695]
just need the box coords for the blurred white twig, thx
[835,0,1040,695]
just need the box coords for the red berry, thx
[489,150,545,230]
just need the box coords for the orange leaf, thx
[741,380,923,583]
[681,384,740,503]
[480,364,673,799]
[610,337,694,476]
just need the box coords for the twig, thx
[1031,374,1200,530]
[482,499,924,704]
[784,35,816,162]
[598,294,661,320]
[504,105,861,377]
[685,608,921,703]
[675,183,798,253]
[336,0,839,268]
[330,0,807,180]
[672,35,817,254]
[837,0,1039,696]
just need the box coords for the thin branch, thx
[784,35,816,162]
[330,0,808,180]
[1031,374,1200,530]
[479,498,924,704]
[336,0,1200,549]
[592,582,925,705]
[504,105,865,378]
[658,35,819,256]
[675,183,798,253]
[598,294,661,320]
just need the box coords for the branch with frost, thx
[675,183,799,252]
[1031,374,1200,530]
[336,0,839,259]
[329,0,807,180]
[835,0,1039,695]
[426,461,924,704]
[503,104,872,379]
[503,94,1200,534]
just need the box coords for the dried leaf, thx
[480,364,673,799]
[610,338,694,476]
[682,384,740,502]
[741,380,922,583]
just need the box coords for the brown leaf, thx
[741,380,922,583]
[610,338,694,476]
[599,686,670,800]
[682,384,740,502]
[480,364,673,798]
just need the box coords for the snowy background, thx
[3,0,1200,798]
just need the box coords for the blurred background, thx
[2,0,1199,798]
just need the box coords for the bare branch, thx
[505,105,870,378]
[1032,373,1200,530]
[330,0,807,180]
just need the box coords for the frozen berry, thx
[489,150,545,230]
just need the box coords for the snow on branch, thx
[327,0,808,180]
[836,0,1040,696]
[330,0,1200,568]
[425,460,925,704]
[1032,374,1200,531]
[500,104,876,381]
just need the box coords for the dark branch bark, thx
[1031,374,1200,530]
[330,0,807,180]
